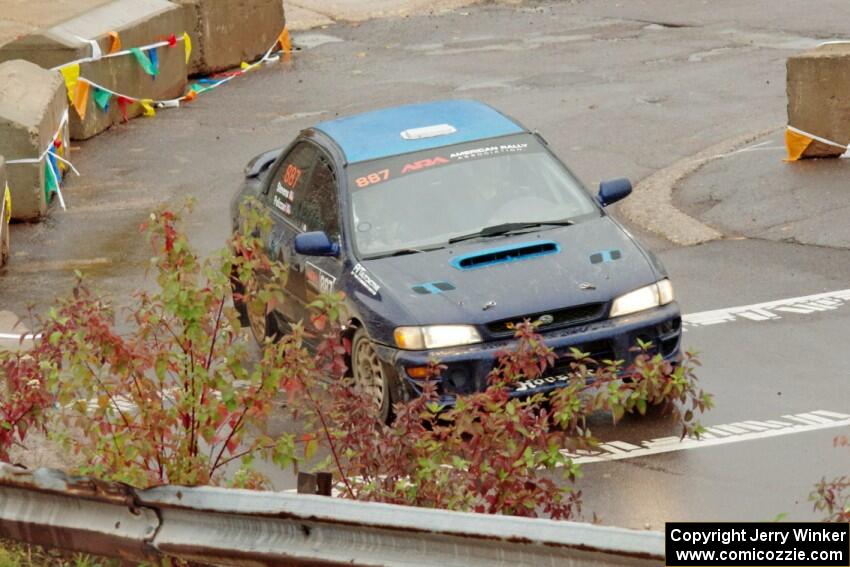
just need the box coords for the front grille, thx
[486,303,606,337]
[550,340,617,374]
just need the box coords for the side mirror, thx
[597,178,632,207]
[294,231,340,257]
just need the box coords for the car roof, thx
[313,99,526,164]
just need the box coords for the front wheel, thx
[351,328,392,423]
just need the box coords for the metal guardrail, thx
[0,463,664,566]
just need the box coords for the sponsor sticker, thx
[512,374,569,393]
[306,262,336,294]
[351,263,380,295]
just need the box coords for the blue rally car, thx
[230,99,681,421]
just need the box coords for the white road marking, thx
[563,410,850,465]
[683,288,850,330]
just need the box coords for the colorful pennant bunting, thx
[60,64,80,102]
[784,126,848,161]
[184,33,192,64]
[108,31,122,54]
[44,160,57,201]
[117,96,131,122]
[148,48,159,77]
[278,28,292,53]
[3,183,11,224]
[140,99,156,117]
[130,47,158,76]
[72,80,91,121]
[93,87,111,111]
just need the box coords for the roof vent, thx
[400,124,457,140]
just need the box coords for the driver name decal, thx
[352,263,380,295]
[273,183,294,215]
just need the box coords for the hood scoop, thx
[451,240,560,270]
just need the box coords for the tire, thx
[231,263,278,345]
[0,217,8,268]
[246,301,268,344]
[351,328,392,423]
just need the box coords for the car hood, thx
[360,216,660,328]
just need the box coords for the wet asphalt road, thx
[2,0,850,528]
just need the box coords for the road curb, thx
[621,127,778,247]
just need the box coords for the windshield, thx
[347,134,599,258]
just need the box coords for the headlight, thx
[610,279,674,318]
[394,325,482,350]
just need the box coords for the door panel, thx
[290,154,344,332]
[263,142,320,326]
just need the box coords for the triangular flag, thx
[59,64,80,102]
[277,27,292,53]
[148,48,159,78]
[140,99,156,117]
[167,33,177,47]
[93,87,111,111]
[72,80,91,121]
[183,32,192,64]
[53,135,66,173]
[130,47,157,76]
[108,31,122,54]
[44,160,57,201]
[240,61,256,72]
[785,128,813,161]
[3,183,11,223]
[117,96,131,122]
[183,89,197,102]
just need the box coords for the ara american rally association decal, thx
[351,142,530,189]
[449,142,528,160]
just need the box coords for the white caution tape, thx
[5,109,75,210]
[73,35,103,61]
[51,33,189,71]
[77,38,284,103]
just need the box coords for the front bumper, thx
[374,302,682,401]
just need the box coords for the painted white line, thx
[565,410,850,465]
[683,288,850,330]
[730,421,768,432]
[795,412,835,424]
[713,424,749,435]
[605,440,642,451]
[704,427,732,437]
[812,410,850,419]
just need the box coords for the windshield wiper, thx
[364,245,445,260]
[448,220,574,244]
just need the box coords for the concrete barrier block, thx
[175,0,285,74]
[0,0,188,140]
[0,60,68,221]
[787,44,850,159]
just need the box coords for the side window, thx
[291,154,340,237]
[267,142,318,221]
